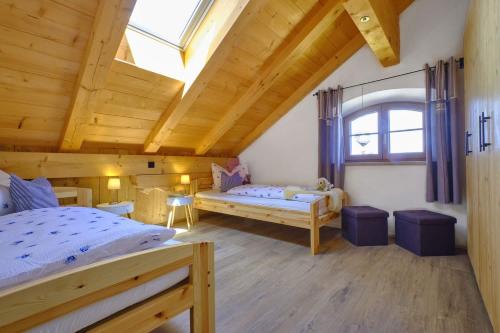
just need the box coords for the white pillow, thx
[0,185,14,216]
[0,170,10,187]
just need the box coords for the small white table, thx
[96,201,134,218]
[166,195,194,230]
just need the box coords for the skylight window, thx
[128,0,213,49]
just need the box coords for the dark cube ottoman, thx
[341,206,389,246]
[394,210,457,256]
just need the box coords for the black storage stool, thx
[394,210,456,256]
[341,206,389,246]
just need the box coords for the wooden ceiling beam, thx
[343,0,402,67]
[194,0,345,155]
[143,0,271,153]
[59,0,136,151]
[233,33,366,155]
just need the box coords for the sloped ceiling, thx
[0,0,413,156]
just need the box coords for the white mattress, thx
[30,240,189,333]
[196,190,329,215]
[0,206,176,290]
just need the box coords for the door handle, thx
[479,112,491,152]
[465,130,472,156]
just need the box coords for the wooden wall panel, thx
[85,60,184,145]
[0,0,98,147]
[464,0,500,331]
[0,151,231,222]
[213,11,360,154]
[0,152,230,179]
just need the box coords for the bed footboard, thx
[309,192,346,255]
[0,242,215,333]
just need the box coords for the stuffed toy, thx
[316,177,333,192]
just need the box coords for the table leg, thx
[184,205,191,230]
[167,206,176,229]
[187,204,194,227]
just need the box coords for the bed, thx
[0,186,214,333]
[191,178,346,255]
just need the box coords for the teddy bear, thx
[316,177,334,192]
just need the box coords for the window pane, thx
[350,134,379,155]
[129,0,202,46]
[351,112,378,135]
[390,130,424,153]
[389,109,423,131]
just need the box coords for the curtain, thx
[425,57,461,204]
[318,86,344,188]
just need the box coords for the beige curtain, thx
[318,86,344,188]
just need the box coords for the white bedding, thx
[0,206,176,290]
[196,190,329,215]
[227,184,324,202]
[30,240,189,333]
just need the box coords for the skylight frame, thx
[127,0,214,51]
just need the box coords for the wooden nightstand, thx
[166,195,194,230]
[96,201,134,218]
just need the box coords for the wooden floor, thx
[154,214,493,333]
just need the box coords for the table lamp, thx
[180,174,190,194]
[108,177,121,204]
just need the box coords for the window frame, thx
[344,102,425,163]
[127,0,214,50]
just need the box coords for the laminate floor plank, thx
[153,214,493,333]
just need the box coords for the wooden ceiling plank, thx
[195,0,345,155]
[233,33,366,155]
[59,0,137,151]
[143,0,271,153]
[343,0,402,67]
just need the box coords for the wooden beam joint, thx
[59,0,137,151]
[343,0,405,67]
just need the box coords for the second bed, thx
[191,180,345,255]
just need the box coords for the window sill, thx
[345,161,426,166]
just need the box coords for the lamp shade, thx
[107,178,121,190]
[180,174,191,185]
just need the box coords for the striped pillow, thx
[9,174,59,212]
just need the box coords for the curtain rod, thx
[312,57,464,97]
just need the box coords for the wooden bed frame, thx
[190,179,346,255]
[0,187,215,333]
[53,186,93,207]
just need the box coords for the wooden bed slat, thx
[87,285,194,333]
[194,197,312,229]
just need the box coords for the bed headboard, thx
[53,187,92,207]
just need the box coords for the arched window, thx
[344,102,425,162]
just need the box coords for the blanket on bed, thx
[283,186,343,212]
[226,184,343,212]
[0,207,175,290]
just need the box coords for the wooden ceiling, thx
[0,0,412,156]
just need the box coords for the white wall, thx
[240,0,470,246]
